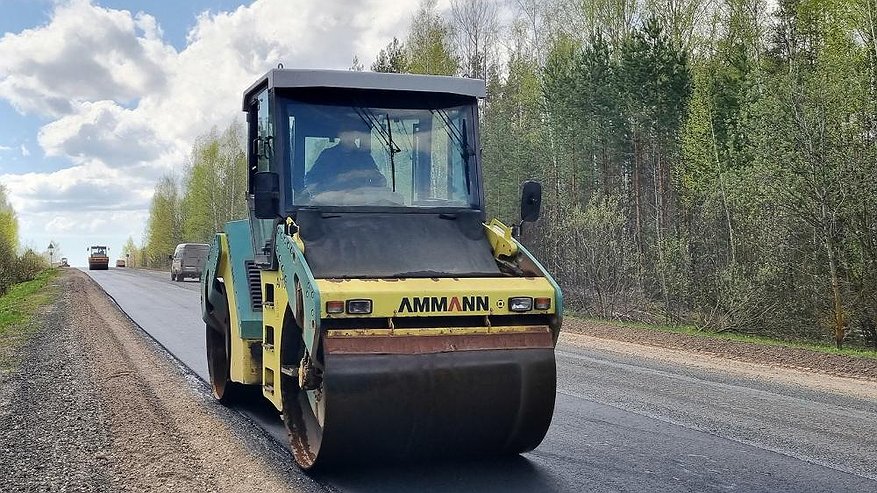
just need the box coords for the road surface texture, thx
[75,267,877,492]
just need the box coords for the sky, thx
[0,0,426,266]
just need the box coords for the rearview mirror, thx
[253,171,280,219]
[520,180,542,223]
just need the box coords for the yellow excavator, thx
[201,69,562,469]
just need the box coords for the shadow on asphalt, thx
[311,454,565,492]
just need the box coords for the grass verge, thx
[567,314,877,361]
[0,269,59,371]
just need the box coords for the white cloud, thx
[1,161,153,213]
[0,0,173,117]
[1,0,423,173]
[0,145,11,151]
[0,0,432,255]
[38,100,164,166]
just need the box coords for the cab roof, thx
[242,69,486,110]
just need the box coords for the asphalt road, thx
[84,267,877,492]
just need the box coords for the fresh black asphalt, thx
[84,267,877,492]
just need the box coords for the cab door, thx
[248,88,276,267]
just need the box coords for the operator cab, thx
[245,70,484,214]
[88,246,108,256]
[243,70,538,279]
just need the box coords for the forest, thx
[0,185,47,295]
[135,0,877,350]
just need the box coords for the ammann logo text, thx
[398,296,489,313]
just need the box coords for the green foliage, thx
[141,122,248,267]
[0,185,48,295]
[405,0,458,75]
[0,185,18,293]
[144,175,183,268]
[453,0,877,349]
[0,185,17,253]
[565,194,640,318]
[481,53,544,224]
[181,123,248,243]
[371,38,409,73]
[122,236,144,268]
[0,269,57,371]
[372,2,458,76]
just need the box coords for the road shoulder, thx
[565,318,877,383]
[1,268,320,492]
[560,330,877,401]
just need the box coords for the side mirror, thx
[168,254,173,261]
[520,180,542,223]
[253,171,280,219]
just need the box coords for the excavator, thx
[201,69,563,469]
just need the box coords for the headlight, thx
[326,301,344,314]
[508,297,533,312]
[346,299,373,314]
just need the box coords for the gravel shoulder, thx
[565,318,877,382]
[0,269,322,492]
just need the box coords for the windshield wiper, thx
[352,106,400,191]
[432,109,472,194]
[385,113,396,192]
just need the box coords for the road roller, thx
[201,69,563,469]
[87,245,109,270]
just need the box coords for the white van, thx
[170,243,210,281]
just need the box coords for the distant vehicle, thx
[87,246,109,270]
[170,243,210,281]
[116,259,126,268]
[60,257,69,267]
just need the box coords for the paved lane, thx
[84,267,877,492]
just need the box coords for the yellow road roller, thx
[201,69,563,469]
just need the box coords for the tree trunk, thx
[654,148,670,319]
[633,132,644,290]
[825,231,845,349]
[709,109,736,265]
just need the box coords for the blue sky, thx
[0,0,419,265]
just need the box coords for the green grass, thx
[568,313,877,361]
[0,269,59,369]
